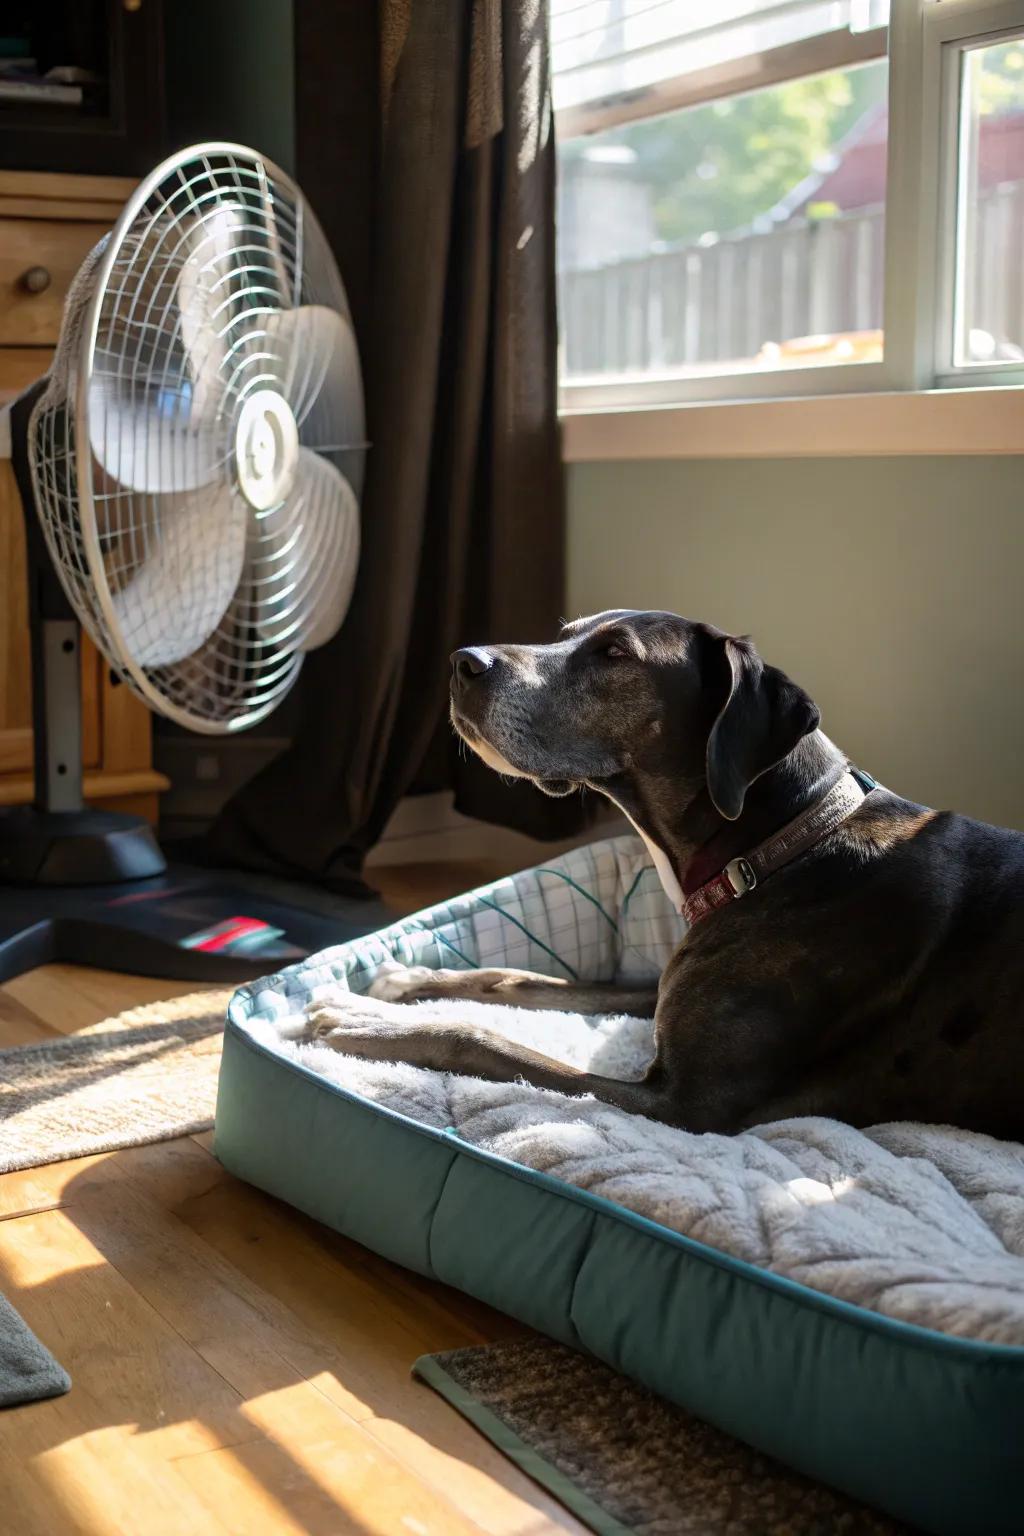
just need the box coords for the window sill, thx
[560,387,1024,461]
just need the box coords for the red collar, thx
[680,769,873,927]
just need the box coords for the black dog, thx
[315,610,1024,1139]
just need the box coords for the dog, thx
[314,610,1024,1139]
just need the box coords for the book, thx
[0,78,82,106]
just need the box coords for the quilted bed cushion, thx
[216,835,1024,1536]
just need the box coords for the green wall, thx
[163,0,295,173]
[568,457,1024,829]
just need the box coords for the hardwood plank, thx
[0,1142,585,1533]
[0,1153,114,1223]
[0,1424,221,1536]
[119,1136,523,1351]
[107,1139,585,1534]
[0,983,55,1047]
[57,1166,486,1534]
[364,1413,588,1536]
[125,1133,520,1342]
[172,1401,481,1536]
[0,1194,281,1536]
[0,1208,253,1460]
[3,964,214,1035]
[171,1437,346,1536]
[3,1154,553,1536]
[114,1153,486,1419]
[0,849,594,1536]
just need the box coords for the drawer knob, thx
[19,266,51,295]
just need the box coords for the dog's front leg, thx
[369,961,659,1017]
[307,996,670,1121]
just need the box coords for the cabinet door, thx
[0,219,111,346]
[0,459,32,775]
[0,459,101,776]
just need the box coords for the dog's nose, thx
[451,647,494,689]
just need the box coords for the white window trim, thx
[557,24,888,140]
[561,384,1024,459]
[932,15,1024,386]
[558,0,1024,442]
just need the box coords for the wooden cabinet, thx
[0,171,168,823]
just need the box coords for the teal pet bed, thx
[216,835,1024,1536]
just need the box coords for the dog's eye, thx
[597,640,626,660]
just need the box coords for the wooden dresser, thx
[0,171,168,824]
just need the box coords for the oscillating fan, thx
[0,143,369,983]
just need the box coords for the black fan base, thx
[0,806,166,885]
[0,864,383,985]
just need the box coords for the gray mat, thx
[415,1339,912,1536]
[0,1292,70,1408]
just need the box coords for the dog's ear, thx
[705,635,820,821]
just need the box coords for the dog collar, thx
[680,768,876,928]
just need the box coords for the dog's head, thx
[450,610,820,821]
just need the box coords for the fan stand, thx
[1,380,166,886]
[0,384,372,984]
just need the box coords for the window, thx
[948,36,1024,369]
[551,0,1024,408]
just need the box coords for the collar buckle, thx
[724,856,757,897]
[850,766,877,793]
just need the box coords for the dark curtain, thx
[208,0,589,895]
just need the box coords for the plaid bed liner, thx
[230,834,684,1029]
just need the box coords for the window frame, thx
[555,0,1024,415]
[931,12,1024,386]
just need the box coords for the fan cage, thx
[29,143,364,735]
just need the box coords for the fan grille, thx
[29,145,364,733]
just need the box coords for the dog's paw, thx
[367,960,448,1003]
[305,1001,351,1041]
[305,997,399,1044]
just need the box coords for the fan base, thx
[0,863,379,985]
[0,808,166,885]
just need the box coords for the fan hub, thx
[235,389,299,511]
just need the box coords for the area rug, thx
[415,1339,912,1536]
[0,992,231,1174]
[0,1291,71,1408]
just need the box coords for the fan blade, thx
[177,202,246,418]
[87,370,222,494]
[264,306,365,489]
[87,207,245,494]
[252,447,359,653]
[108,481,248,667]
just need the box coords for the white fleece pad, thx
[249,992,1024,1346]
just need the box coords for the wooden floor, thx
[0,863,588,1536]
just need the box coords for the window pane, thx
[557,60,888,382]
[954,38,1024,367]
[551,0,890,117]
